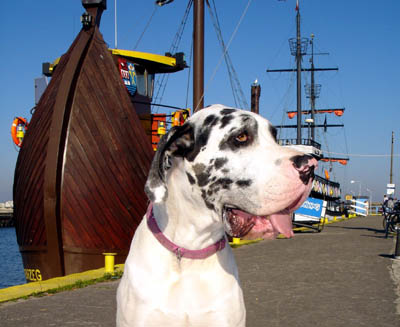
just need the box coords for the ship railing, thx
[278,138,321,149]
[311,174,341,200]
[313,174,340,188]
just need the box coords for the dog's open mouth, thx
[223,206,295,240]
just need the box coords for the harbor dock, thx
[0,215,399,326]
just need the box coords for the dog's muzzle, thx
[222,206,294,240]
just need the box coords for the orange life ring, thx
[11,117,29,147]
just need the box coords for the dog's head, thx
[145,104,317,240]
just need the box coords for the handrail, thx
[278,138,321,149]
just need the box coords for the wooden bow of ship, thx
[13,0,186,281]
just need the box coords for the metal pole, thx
[114,0,117,48]
[310,36,315,140]
[251,80,261,114]
[395,226,400,259]
[390,131,394,184]
[193,0,204,112]
[296,8,302,144]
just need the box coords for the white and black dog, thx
[117,104,317,327]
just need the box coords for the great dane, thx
[117,104,317,327]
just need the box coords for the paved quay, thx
[1,215,399,326]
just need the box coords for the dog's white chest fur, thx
[117,217,245,327]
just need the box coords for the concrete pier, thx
[0,215,399,326]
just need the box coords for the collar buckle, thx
[175,248,183,261]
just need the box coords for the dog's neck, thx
[152,167,225,251]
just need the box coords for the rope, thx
[133,5,158,50]
[195,0,253,111]
[185,41,193,109]
[206,0,249,109]
[153,0,193,109]
[321,151,400,158]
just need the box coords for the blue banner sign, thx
[294,197,326,221]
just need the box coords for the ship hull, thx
[13,9,153,282]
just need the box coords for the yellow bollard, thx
[103,253,117,275]
[232,237,241,244]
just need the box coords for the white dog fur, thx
[117,104,317,326]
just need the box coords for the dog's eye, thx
[235,132,248,143]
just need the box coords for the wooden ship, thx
[13,0,186,282]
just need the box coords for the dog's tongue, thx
[269,211,294,238]
[230,209,294,239]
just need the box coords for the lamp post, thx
[366,188,372,204]
[366,188,372,214]
[350,180,361,197]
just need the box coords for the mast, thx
[193,0,204,111]
[251,80,261,114]
[309,35,316,140]
[295,4,302,143]
[267,2,308,145]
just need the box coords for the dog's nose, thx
[290,154,318,184]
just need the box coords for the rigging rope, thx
[321,151,400,158]
[196,0,253,111]
[153,0,193,110]
[206,0,249,109]
[185,41,193,109]
[133,5,158,50]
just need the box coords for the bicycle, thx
[382,205,400,238]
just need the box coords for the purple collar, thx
[146,203,226,260]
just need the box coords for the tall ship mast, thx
[267,1,348,230]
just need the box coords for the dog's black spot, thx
[197,173,209,187]
[236,179,252,187]
[269,125,278,142]
[240,114,251,123]
[193,163,206,174]
[214,157,228,170]
[186,173,196,185]
[205,201,215,211]
[220,115,234,129]
[193,163,213,187]
[204,114,219,127]
[291,154,312,169]
[186,127,211,162]
[198,129,210,148]
[290,155,315,185]
[201,190,215,211]
[221,169,229,174]
[221,108,236,115]
[213,178,233,190]
[144,185,156,203]
[186,149,200,162]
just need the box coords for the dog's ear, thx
[145,123,195,203]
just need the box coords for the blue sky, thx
[0,0,399,204]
